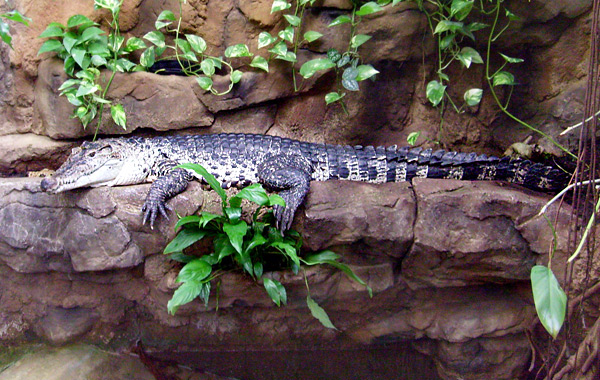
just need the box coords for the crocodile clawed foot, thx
[142,198,172,229]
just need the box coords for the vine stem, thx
[484,0,576,159]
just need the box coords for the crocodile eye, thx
[89,151,96,157]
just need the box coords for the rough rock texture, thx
[0,177,573,380]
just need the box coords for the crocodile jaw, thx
[41,158,125,193]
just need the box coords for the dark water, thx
[158,342,442,380]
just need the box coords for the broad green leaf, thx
[253,262,263,278]
[499,53,524,63]
[110,103,127,129]
[271,0,291,13]
[215,234,236,261]
[71,48,86,68]
[75,83,98,97]
[232,183,270,206]
[155,10,175,29]
[466,22,488,32]
[186,34,207,54]
[200,212,221,227]
[88,41,109,56]
[299,58,335,79]
[201,59,215,76]
[434,20,463,34]
[325,91,344,105]
[278,26,294,44]
[163,228,207,254]
[2,10,31,25]
[64,56,76,76]
[307,296,337,329]
[302,250,340,265]
[231,70,243,84]
[62,33,79,53]
[426,80,446,106]
[350,34,371,49]
[79,26,105,43]
[440,34,455,50]
[223,221,248,254]
[250,55,269,72]
[225,206,242,221]
[450,0,474,21]
[257,31,277,49]
[268,41,287,56]
[143,30,165,49]
[38,39,63,55]
[464,88,482,106]
[157,10,176,21]
[58,79,80,92]
[140,46,155,68]
[268,194,286,207]
[356,64,379,81]
[67,14,95,29]
[407,131,421,145]
[196,75,213,91]
[177,163,227,202]
[275,51,296,63]
[114,58,136,72]
[342,78,359,91]
[303,31,323,43]
[356,2,383,16]
[39,24,65,38]
[174,215,203,230]
[169,252,196,263]
[493,71,515,86]
[531,265,566,339]
[328,15,351,27]
[457,46,483,68]
[224,43,252,58]
[271,241,300,267]
[177,259,212,283]
[284,14,301,27]
[167,280,203,315]
[263,278,287,306]
[337,54,350,67]
[505,9,519,21]
[125,37,146,52]
[342,67,358,81]
[245,233,267,253]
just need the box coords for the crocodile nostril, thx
[40,177,56,192]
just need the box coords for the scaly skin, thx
[40,133,569,232]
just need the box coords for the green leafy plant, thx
[294,1,386,109]
[140,0,251,96]
[164,163,372,328]
[37,0,146,135]
[0,8,30,49]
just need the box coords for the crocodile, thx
[40,133,568,232]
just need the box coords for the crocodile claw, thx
[273,204,295,234]
[142,198,172,229]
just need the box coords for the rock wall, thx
[0,177,573,380]
[0,0,593,379]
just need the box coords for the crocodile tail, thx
[321,145,568,192]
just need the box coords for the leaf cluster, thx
[0,9,31,49]
[37,0,145,131]
[164,163,372,328]
[421,0,522,113]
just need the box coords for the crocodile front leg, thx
[142,166,193,228]
[257,153,312,232]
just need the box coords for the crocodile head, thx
[41,138,146,193]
